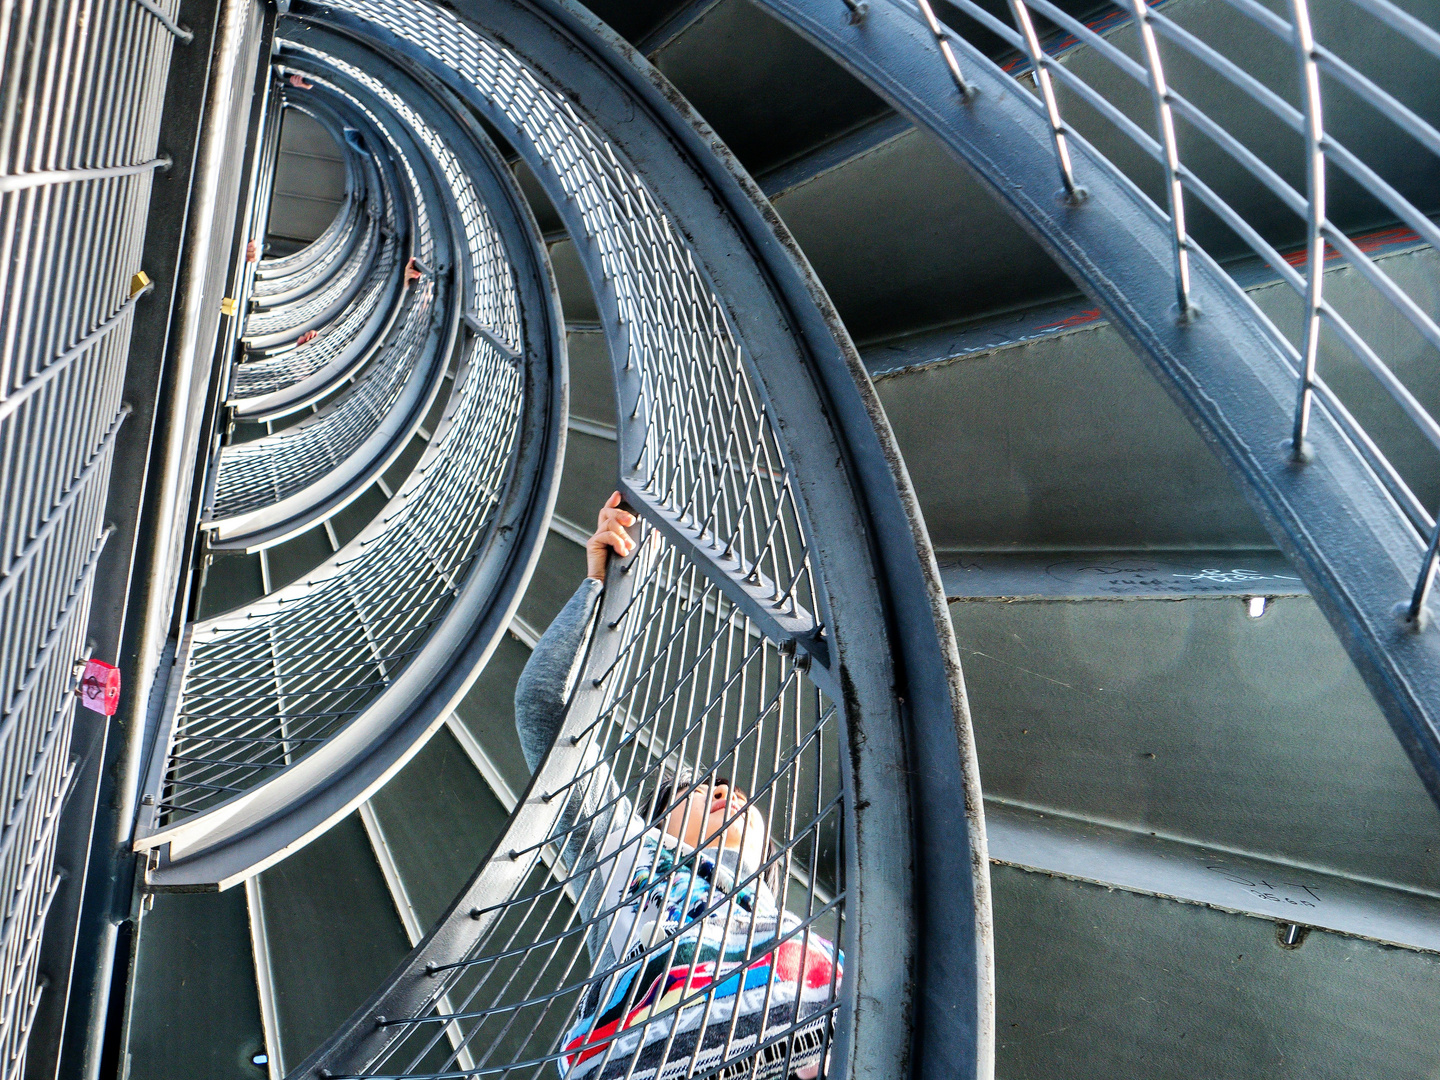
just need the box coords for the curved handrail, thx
[203,52,478,552]
[756,0,1440,804]
[237,95,402,353]
[280,4,990,1080]
[228,93,412,421]
[132,34,566,892]
[252,102,369,303]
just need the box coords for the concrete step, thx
[944,552,1440,896]
[871,230,1438,549]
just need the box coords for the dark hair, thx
[647,769,782,895]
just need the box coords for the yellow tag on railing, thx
[220,296,238,317]
[129,270,151,298]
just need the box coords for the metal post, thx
[1287,0,1327,458]
[1130,0,1193,317]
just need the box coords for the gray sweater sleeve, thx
[513,576,603,773]
[513,577,639,965]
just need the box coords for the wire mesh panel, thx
[153,80,503,817]
[230,123,406,406]
[132,30,565,891]
[0,0,183,1074]
[284,2,988,1079]
[332,524,846,1080]
[207,71,449,544]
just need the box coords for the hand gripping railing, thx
[203,58,462,553]
[759,0,1440,803]
[0,0,184,1074]
[131,35,566,891]
[280,4,990,1080]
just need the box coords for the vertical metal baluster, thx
[917,0,972,97]
[1007,0,1082,202]
[1130,0,1193,318]
[1288,0,1327,459]
[1407,521,1440,628]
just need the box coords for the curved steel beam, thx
[755,0,1440,807]
[279,3,991,1080]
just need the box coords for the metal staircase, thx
[6,0,1440,1078]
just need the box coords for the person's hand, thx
[288,73,312,89]
[587,491,635,581]
[245,239,258,263]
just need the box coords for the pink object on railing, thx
[79,659,121,716]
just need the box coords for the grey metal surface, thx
[275,1,991,1078]
[950,592,1440,894]
[122,890,267,1080]
[985,800,1440,952]
[937,550,1306,599]
[991,866,1440,1079]
[266,109,349,246]
[250,815,413,1068]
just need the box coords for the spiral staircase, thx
[5,0,1440,1078]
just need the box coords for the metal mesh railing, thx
[209,67,449,537]
[243,210,381,340]
[339,525,844,1080]
[257,173,360,282]
[284,5,854,1079]
[231,158,403,404]
[894,0,1440,616]
[146,41,522,825]
[230,91,416,408]
[0,0,182,1074]
[209,277,437,522]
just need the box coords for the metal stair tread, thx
[863,221,1435,381]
